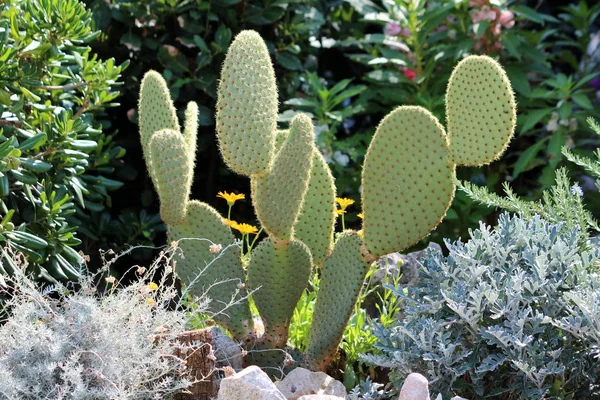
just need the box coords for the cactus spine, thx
[138,28,516,373]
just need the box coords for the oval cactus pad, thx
[446,55,516,166]
[169,201,252,337]
[216,30,278,176]
[362,106,455,258]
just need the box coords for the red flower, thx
[403,68,417,80]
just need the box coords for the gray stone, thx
[211,327,243,371]
[398,373,429,400]
[217,365,286,400]
[275,367,346,400]
[374,242,442,287]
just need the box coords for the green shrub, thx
[366,213,600,399]
[0,0,127,280]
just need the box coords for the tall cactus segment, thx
[362,106,455,258]
[138,71,180,189]
[446,55,516,166]
[304,231,370,371]
[251,114,315,240]
[147,129,193,226]
[169,201,252,338]
[294,148,337,266]
[216,30,278,177]
[247,238,312,348]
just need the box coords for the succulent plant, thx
[137,30,516,372]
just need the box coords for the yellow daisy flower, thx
[148,282,159,291]
[217,191,245,206]
[224,219,239,229]
[146,298,156,306]
[336,197,355,211]
[234,223,259,235]
[335,209,345,215]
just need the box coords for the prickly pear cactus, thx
[138,71,180,189]
[446,55,516,166]
[304,231,370,370]
[251,114,315,240]
[138,29,518,376]
[247,238,312,348]
[362,106,455,258]
[147,129,192,226]
[216,30,278,177]
[138,71,253,337]
[361,55,516,259]
[169,201,252,338]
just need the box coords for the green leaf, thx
[158,46,189,74]
[512,5,559,24]
[214,25,232,51]
[512,139,548,179]
[571,93,593,110]
[284,98,318,108]
[19,158,52,173]
[6,230,48,249]
[17,133,47,151]
[276,51,303,71]
[474,20,490,38]
[520,109,553,135]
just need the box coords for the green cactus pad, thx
[446,55,516,166]
[295,148,336,266]
[251,114,314,240]
[304,231,369,370]
[273,129,336,265]
[183,101,199,166]
[362,106,455,258]
[247,237,312,348]
[147,129,192,226]
[216,30,278,177]
[138,71,180,187]
[169,200,252,338]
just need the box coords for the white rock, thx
[398,373,429,400]
[275,367,346,400]
[450,397,469,400]
[297,396,345,400]
[217,365,286,400]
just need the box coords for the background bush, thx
[0,0,128,280]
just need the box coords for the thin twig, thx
[0,120,22,127]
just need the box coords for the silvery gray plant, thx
[0,247,199,400]
[365,213,600,400]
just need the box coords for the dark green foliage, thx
[0,0,127,280]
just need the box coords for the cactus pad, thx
[446,55,516,166]
[362,106,455,258]
[169,200,252,337]
[252,114,314,240]
[138,71,180,187]
[304,231,369,370]
[294,148,336,266]
[247,238,312,348]
[216,30,278,176]
[148,129,192,226]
